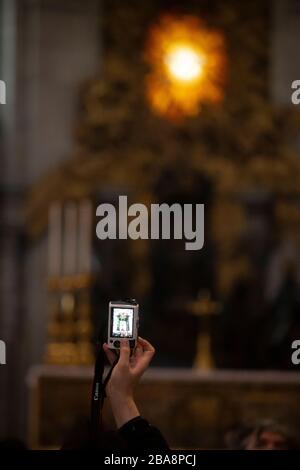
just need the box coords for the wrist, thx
[106,382,133,401]
[109,394,140,428]
[109,390,135,409]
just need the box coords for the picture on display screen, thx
[112,308,134,338]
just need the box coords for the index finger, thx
[137,337,155,354]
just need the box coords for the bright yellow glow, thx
[165,45,204,82]
[145,15,226,121]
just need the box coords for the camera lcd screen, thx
[111,307,134,338]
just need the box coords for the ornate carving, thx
[25,0,300,311]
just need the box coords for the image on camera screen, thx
[112,307,134,338]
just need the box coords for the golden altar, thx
[27,366,300,449]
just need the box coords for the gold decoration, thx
[188,291,220,369]
[45,275,94,365]
[24,0,300,306]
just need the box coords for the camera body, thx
[107,299,139,350]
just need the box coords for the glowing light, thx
[145,15,226,121]
[165,46,204,82]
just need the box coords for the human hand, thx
[102,337,155,428]
[103,337,155,400]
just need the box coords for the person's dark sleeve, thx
[118,416,169,451]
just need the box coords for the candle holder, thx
[45,274,95,365]
[76,287,94,365]
[188,290,220,369]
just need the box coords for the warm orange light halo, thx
[145,14,226,121]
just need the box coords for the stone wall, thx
[0,0,101,440]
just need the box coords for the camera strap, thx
[90,340,118,445]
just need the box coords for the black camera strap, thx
[90,340,118,445]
